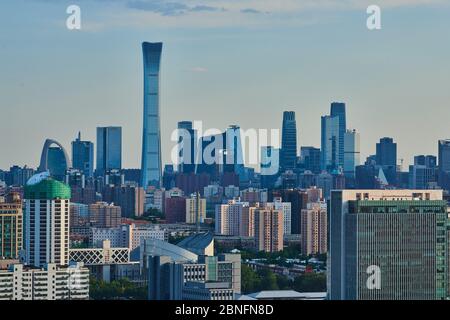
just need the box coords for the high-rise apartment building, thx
[24,172,71,267]
[185,194,206,224]
[215,199,250,236]
[254,208,284,252]
[72,132,94,177]
[0,193,22,259]
[300,201,327,255]
[88,202,121,228]
[265,197,292,235]
[141,42,163,189]
[329,189,448,300]
[96,127,122,175]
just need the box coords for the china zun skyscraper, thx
[141,42,163,189]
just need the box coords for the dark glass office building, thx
[141,42,163,189]
[281,111,297,171]
[72,132,94,177]
[96,126,122,175]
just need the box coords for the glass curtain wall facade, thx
[141,42,163,189]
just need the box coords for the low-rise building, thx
[0,262,89,300]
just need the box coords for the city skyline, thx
[1,1,450,171]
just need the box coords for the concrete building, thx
[0,262,89,300]
[329,189,448,300]
[185,194,206,224]
[0,193,22,259]
[89,202,121,228]
[265,197,292,236]
[215,199,250,236]
[300,202,327,255]
[24,172,70,267]
[91,224,166,249]
[254,208,284,252]
[183,282,234,300]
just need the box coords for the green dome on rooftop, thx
[24,174,71,200]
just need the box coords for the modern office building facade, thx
[24,173,71,267]
[38,139,71,181]
[96,127,122,175]
[330,102,346,168]
[376,137,397,166]
[72,132,94,177]
[329,189,449,300]
[343,129,360,178]
[321,115,341,171]
[281,111,297,171]
[141,42,163,189]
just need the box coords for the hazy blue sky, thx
[1,0,450,171]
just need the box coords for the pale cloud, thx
[41,0,449,30]
[187,67,208,73]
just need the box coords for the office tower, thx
[300,147,321,174]
[72,132,94,177]
[408,165,438,189]
[185,194,206,224]
[4,166,35,186]
[329,189,448,300]
[215,200,250,236]
[414,155,437,167]
[38,139,71,181]
[321,102,347,172]
[102,185,145,218]
[260,146,280,188]
[24,172,71,267]
[177,121,197,174]
[343,130,360,177]
[0,263,89,300]
[88,202,122,228]
[224,125,244,175]
[175,172,211,196]
[300,202,327,256]
[165,191,187,223]
[141,42,163,189]
[330,102,346,165]
[96,126,122,176]
[376,137,397,166]
[438,140,450,172]
[265,197,292,235]
[0,193,22,259]
[281,111,298,171]
[254,208,284,252]
[321,115,340,171]
[196,126,244,179]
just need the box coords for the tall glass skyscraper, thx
[321,102,347,172]
[96,126,122,175]
[281,111,297,172]
[141,42,163,189]
[331,102,346,167]
[72,132,94,177]
[376,137,397,166]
